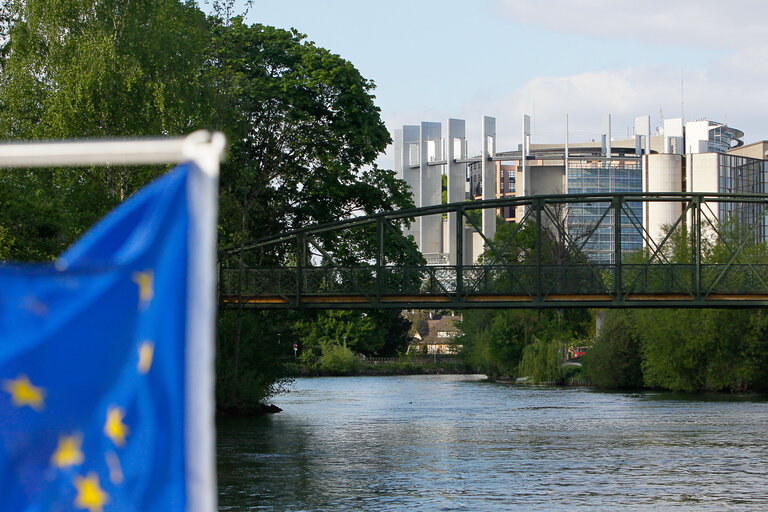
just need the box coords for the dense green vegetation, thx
[582,223,768,392]
[457,219,592,381]
[0,0,414,412]
[459,216,768,393]
[581,308,768,392]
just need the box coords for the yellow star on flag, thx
[3,374,45,411]
[51,434,84,468]
[132,270,153,306]
[74,472,109,512]
[138,341,154,374]
[104,406,129,447]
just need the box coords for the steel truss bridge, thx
[219,193,768,309]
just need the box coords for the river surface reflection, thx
[217,375,768,511]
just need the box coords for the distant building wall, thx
[394,115,756,264]
[645,154,683,245]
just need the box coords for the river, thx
[217,375,768,511]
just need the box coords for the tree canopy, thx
[0,0,210,259]
[1,2,416,409]
[212,18,411,252]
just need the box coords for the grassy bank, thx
[283,356,477,377]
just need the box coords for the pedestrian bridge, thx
[219,192,768,309]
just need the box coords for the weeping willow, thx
[518,337,565,383]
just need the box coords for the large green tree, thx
[211,18,409,249]
[0,0,210,260]
[1,3,417,409]
[209,17,416,407]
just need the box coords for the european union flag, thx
[0,161,216,511]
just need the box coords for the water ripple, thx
[218,375,768,511]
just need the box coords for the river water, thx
[217,375,768,511]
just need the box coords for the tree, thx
[458,217,592,378]
[518,337,565,383]
[582,310,643,389]
[605,219,768,392]
[297,310,380,355]
[209,17,416,405]
[211,18,408,250]
[0,0,210,260]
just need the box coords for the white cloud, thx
[381,0,768,167]
[496,0,768,51]
[384,62,768,166]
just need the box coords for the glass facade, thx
[566,158,643,263]
[498,165,516,221]
[709,124,744,154]
[468,161,482,199]
[718,154,768,242]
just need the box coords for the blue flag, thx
[0,162,216,511]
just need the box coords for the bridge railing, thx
[220,263,768,307]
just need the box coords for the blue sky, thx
[241,0,768,166]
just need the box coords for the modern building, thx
[394,114,765,264]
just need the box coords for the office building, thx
[394,113,764,264]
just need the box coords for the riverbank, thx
[283,356,477,377]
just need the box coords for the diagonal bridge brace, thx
[382,218,453,297]
[540,200,613,298]
[461,205,537,299]
[305,234,377,304]
[624,198,699,297]
[700,200,768,296]
[620,198,693,296]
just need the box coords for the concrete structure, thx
[394,113,764,264]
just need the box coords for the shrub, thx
[518,337,564,383]
[582,311,643,389]
[319,343,360,374]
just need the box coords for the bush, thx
[582,311,643,389]
[518,337,564,383]
[319,343,360,374]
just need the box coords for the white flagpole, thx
[0,131,227,511]
[182,132,226,512]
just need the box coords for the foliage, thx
[0,0,210,260]
[458,218,592,379]
[216,310,295,411]
[367,310,412,357]
[518,337,565,383]
[211,17,409,252]
[1,3,415,410]
[582,311,642,389]
[631,308,768,392]
[296,310,381,355]
[587,218,768,393]
[294,309,410,358]
[209,16,418,407]
[319,342,360,375]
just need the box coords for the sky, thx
[241,0,768,167]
